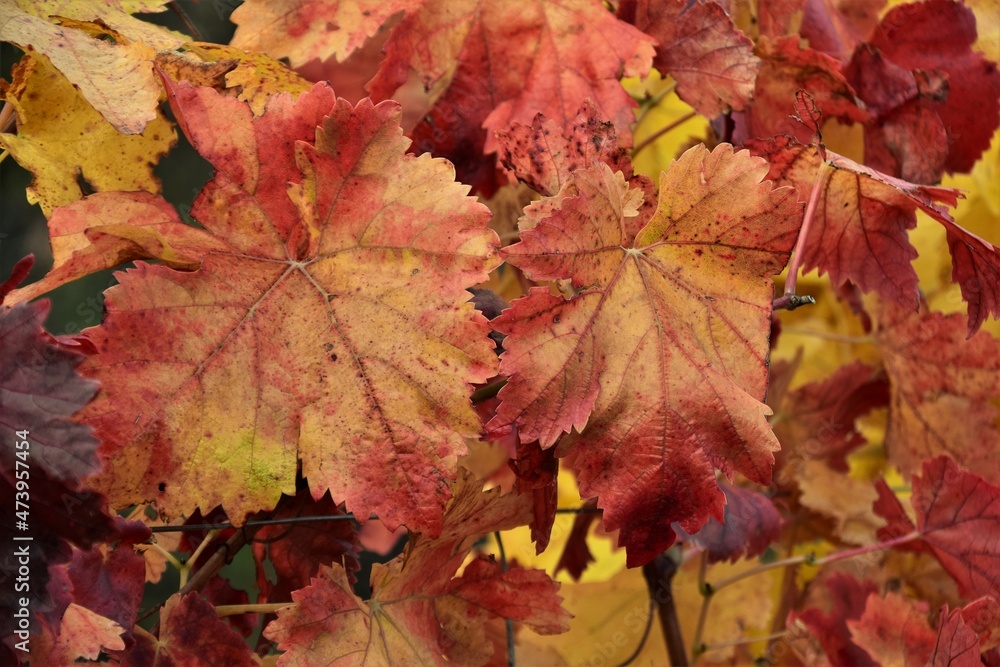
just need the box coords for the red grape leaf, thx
[748,136,1000,335]
[2,192,224,307]
[799,0,885,61]
[908,456,1000,599]
[118,593,256,667]
[793,571,879,666]
[72,82,498,536]
[367,0,654,194]
[629,0,760,117]
[846,45,951,185]
[31,603,126,664]
[496,102,636,198]
[677,485,783,564]
[960,597,1000,651]
[770,359,888,478]
[930,607,983,667]
[265,470,570,665]
[60,517,149,647]
[230,0,417,68]
[874,303,1000,483]
[0,298,117,638]
[489,144,802,566]
[847,592,936,666]
[252,489,361,605]
[861,0,1000,177]
[554,498,599,581]
[739,36,869,142]
[757,0,807,38]
[508,441,559,554]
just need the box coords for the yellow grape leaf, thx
[230,0,417,68]
[797,459,887,545]
[0,54,176,217]
[182,43,315,115]
[1,2,183,133]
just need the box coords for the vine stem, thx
[709,531,922,593]
[178,529,218,588]
[703,630,788,653]
[641,550,686,667]
[215,603,291,617]
[780,327,874,344]
[0,101,14,133]
[494,531,516,667]
[136,523,261,625]
[146,541,183,571]
[783,160,832,299]
[691,551,711,661]
[632,110,699,157]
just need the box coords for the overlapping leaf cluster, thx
[1,0,999,664]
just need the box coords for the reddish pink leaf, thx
[847,592,936,666]
[252,489,361,605]
[960,597,1000,651]
[629,0,760,117]
[794,572,879,666]
[737,36,869,142]
[875,304,1000,482]
[118,593,256,666]
[368,0,654,194]
[910,456,1000,599]
[265,470,570,664]
[2,193,224,307]
[678,485,783,564]
[930,607,983,667]
[770,360,888,477]
[863,0,1000,177]
[73,82,498,535]
[490,144,801,566]
[230,0,418,68]
[846,45,951,184]
[509,441,558,554]
[61,517,149,647]
[749,136,1000,334]
[496,102,637,198]
[799,0,886,61]
[554,498,599,581]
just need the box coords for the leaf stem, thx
[783,160,832,299]
[691,551,712,662]
[0,150,9,165]
[494,531,516,667]
[632,111,699,157]
[0,102,14,133]
[641,549,687,667]
[179,529,219,588]
[781,327,874,344]
[471,378,507,404]
[702,630,788,653]
[709,531,921,593]
[215,602,291,617]
[146,541,183,571]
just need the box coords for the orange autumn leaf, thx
[489,144,802,566]
[0,2,182,134]
[750,136,1000,335]
[264,470,570,666]
[0,54,176,217]
[874,302,1000,484]
[230,0,415,68]
[62,82,498,534]
[628,0,760,117]
[367,0,655,194]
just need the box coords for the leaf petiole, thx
[708,531,922,593]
